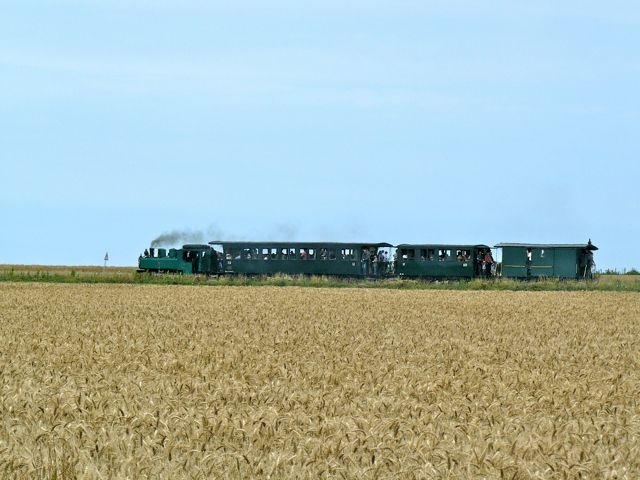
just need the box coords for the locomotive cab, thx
[182,244,222,275]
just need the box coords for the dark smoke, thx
[150,230,202,248]
[150,225,225,248]
[149,223,306,248]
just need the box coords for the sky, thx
[1,0,639,271]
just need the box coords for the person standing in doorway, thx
[484,248,495,278]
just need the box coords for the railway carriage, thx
[208,241,393,278]
[495,240,597,280]
[395,244,491,279]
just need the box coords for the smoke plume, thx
[148,223,308,248]
[150,225,225,248]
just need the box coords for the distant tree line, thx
[601,268,640,275]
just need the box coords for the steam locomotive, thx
[138,239,598,280]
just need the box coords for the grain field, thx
[0,283,639,479]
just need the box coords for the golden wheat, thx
[0,283,639,478]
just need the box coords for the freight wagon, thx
[495,240,597,280]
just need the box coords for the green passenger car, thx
[138,244,220,274]
[495,240,597,279]
[209,241,393,278]
[394,244,491,279]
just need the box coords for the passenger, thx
[579,248,595,279]
[377,250,385,275]
[144,248,149,257]
[476,249,485,277]
[456,251,464,262]
[484,248,495,278]
[362,248,370,276]
[301,249,308,260]
[586,250,595,279]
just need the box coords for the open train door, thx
[208,242,226,275]
[578,239,598,279]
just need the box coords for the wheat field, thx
[0,283,639,479]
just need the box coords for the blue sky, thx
[2,1,639,270]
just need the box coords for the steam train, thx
[138,239,598,280]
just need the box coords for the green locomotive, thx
[137,244,220,275]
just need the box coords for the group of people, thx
[361,248,391,276]
[477,248,495,278]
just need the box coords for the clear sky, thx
[2,1,639,271]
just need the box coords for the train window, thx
[420,248,435,261]
[438,249,451,261]
[308,248,316,259]
[280,248,288,260]
[540,249,545,258]
[261,248,277,260]
[328,249,337,260]
[341,248,354,260]
[400,248,415,260]
[457,250,471,261]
